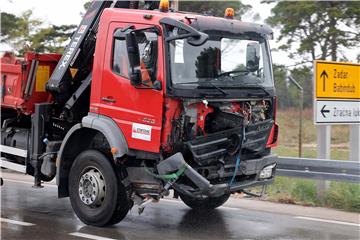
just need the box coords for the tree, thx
[1,12,20,40]
[273,64,290,109]
[290,66,313,108]
[266,1,360,62]
[1,10,42,54]
[272,65,313,110]
[30,24,77,53]
[1,10,76,54]
[179,0,251,19]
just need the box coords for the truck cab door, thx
[97,22,164,153]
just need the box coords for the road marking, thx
[69,232,118,240]
[0,217,35,226]
[162,198,240,211]
[4,179,57,188]
[219,206,240,211]
[161,198,180,203]
[295,216,360,227]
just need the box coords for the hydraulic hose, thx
[229,154,241,186]
[229,127,246,186]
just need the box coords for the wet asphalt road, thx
[1,178,359,240]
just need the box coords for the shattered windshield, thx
[169,35,273,88]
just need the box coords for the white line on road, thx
[69,232,118,240]
[162,198,241,211]
[219,206,241,211]
[160,198,180,203]
[295,216,360,227]
[0,217,35,226]
[4,179,57,188]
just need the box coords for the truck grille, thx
[186,119,274,166]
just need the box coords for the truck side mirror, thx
[187,32,209,46]
[160,17,209,46]
[125,32,142,86]
[246,42,260,72]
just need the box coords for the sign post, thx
[349,125,360,162]
[316,125,331,196]
[314,60,360,195]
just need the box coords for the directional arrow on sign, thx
[321,105,330,118]
[320,70,328,92]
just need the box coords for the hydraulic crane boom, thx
[47,0,112,103]
[46,1,160,104]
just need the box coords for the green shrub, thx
[291,180,317,204]
[325,182,360,212]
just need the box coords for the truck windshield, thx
[169,36,273,88]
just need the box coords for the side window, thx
[112,38,129,78]
[112,28,158,84]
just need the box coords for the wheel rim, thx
[78,168,106,207]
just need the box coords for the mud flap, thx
[156,153,228,198]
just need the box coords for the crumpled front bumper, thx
[157,152,277,198]
[228,154,277,193]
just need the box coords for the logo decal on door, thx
[132,123,152,141]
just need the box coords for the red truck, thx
[1,0,278,226]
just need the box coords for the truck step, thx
[0,157,26,173]
[0,145,28,158]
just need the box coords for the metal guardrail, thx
[1,154,358,183]
[276,157,360,183]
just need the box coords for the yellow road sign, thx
[315,60,360,99]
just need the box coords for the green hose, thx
[144,164,188,181]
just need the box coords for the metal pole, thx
[299,89,303,158]
[349,125,360,162]
[316,125,331,197]
[288,75,304,158]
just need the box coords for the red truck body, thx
[90,9,165,153]
[1,52,61,115]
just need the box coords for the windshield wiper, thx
[197,82,228,96]
[218,70,250,77]
[174,81,200,85]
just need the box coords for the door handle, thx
[101,97,116,103]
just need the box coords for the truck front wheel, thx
[179,193,231,210]
[68,150,129,226]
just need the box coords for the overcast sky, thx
[1,0,358,66]
[1,0,272,26]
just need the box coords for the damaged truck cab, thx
[1,1,278,227]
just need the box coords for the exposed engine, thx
[166,99,274,180]
[156,98,276,200]
[172,99,273,143]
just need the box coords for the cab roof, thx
[103,8,273,38]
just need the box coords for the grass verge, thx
[265,177,360,212]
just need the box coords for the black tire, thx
[180,193,231,210]
[68,150,130,226]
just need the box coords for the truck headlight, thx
[259,164,276,179]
